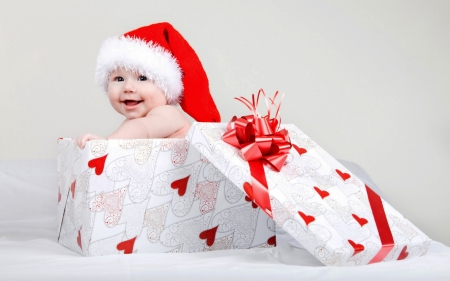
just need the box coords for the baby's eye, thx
[114,76,124,82]
[139,75,148,81]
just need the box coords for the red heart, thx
[336,169,351,181]
[199,225,219,247]
[293,144,307,155]
[57,186,62,203]
[117,237,137,254]
[243,183,258,208]
[70,180,76,199]
[348,239,364,256]
[397,246,409,260]
[243,182,254,201]
[267,235,276,246]
[352,214,368,227]
[243,182,273,217]
[88,154,108,175]
[314,186,330,199]
[77,228,82,249]
[298,211,315,226]
[244,195,258,209]
[171,175,190,196]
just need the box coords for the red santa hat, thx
[95,22,221,122]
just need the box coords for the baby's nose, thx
[124,80,136,92]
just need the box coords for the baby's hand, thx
[76,133,103,149]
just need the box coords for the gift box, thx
[188,120,432,266]
[56,138,276,256]
[57,94,431,264]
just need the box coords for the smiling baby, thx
[77,22,220,149]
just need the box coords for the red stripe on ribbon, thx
[365,185,395,263]
[248,160,272,216]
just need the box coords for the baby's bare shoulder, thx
[139,105,190,138]
[147,105,184,118]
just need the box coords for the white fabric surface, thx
[1,159,450,281]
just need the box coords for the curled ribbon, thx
[223,89,292,217]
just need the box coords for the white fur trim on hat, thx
[95,36,183,105]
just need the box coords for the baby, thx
[77,22,220,149]
[76,67,191,148]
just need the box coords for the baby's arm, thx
[76,121,148,149]
[76,133,104,149]
[76,105,188,148]
[107,105,189,139]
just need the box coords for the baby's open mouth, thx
[123,100,143,106]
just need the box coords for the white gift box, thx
[57,138,275,256]
[57,122,431,265]
[187,122,431,266]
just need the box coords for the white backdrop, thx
[0,1,449,246]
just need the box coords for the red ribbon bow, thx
[223,89,292,217]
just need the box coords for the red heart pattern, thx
[57,186,62,203]
[298,211,315,226]
[161,139,189,166]
[243,182,259,208]
[199,225,219,247]
[314,186,330,199]
[244,195,258,208]
[352,214,368,227]
[77,228,82,249]
[397,246,409,260]
[117,237,137,254]
[336,169,351,181]
[194,181,220,214]
[293,144,307,156]
[171,175,190,196]
[348,239,364,256]
[243,182,254,200]
[70,180,76,199]
[88,154,108,175]
[267,235,276,246]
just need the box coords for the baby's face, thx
[107,68,167,119]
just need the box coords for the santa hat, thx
[95,22,221,122]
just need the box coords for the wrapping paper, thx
[57,121,431,265]
[57,138,275,256]
[187,122,431,266]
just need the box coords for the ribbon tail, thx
[248,160,272,218]
[264,154,288,172]
[366,185,395,263]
